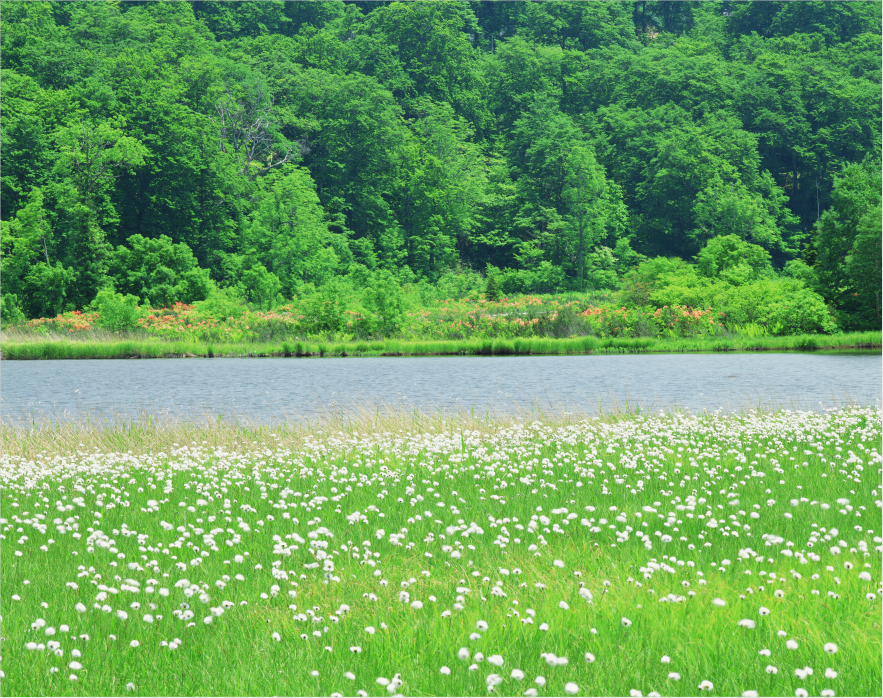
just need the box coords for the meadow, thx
[1,405,880,697]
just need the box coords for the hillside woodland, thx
[2,1,881,337]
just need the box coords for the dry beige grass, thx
[0,400,611,460]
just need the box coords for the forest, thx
[2,0,881,337]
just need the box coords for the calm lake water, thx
[1,352,880,425]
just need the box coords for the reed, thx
[0,330,879,360]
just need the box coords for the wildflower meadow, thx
[1,407,880,697]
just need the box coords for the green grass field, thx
[1,406,880,696]
[0,330,880,360]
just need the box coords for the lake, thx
[1,352,879,425]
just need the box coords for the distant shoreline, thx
[1,331,879,360]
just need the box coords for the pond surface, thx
[1,352,879,424]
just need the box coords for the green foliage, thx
[485,272,501,302]
[240,263,282,311]
[90,287,143,332]
[694,234,773,284]
[811,155,882,329]
[108,234,211,307]
[360,270,408,338]
[0,0,879,331]
[1,293,26,327]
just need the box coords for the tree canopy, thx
[2,1,880,328]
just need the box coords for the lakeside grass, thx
[1,330,879,360]
[1,405,880,696]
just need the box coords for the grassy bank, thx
[1,406,880,697]
[1,330,880,360]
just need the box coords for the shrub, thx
[91,288,143,332]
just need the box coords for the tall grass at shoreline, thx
[1,404,880,697]
[1,330,879,360]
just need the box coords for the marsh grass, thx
[1,331,879,361]
[1,404,880,697]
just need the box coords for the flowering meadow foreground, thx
[1,407,881,697]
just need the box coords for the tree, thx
[694,234,773,284]
[52,118,147,307]
[812,155,882,329]
[394,99,486,280]
[212,82,296,181]
[243,166,349,295]
[283,69,408,267]
[108,234,211,307]
[0,188,75,318]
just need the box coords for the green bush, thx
[108,234,211,307]
[761,288,839,335]
[90,288,143,332]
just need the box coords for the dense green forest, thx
[2,0,881,333]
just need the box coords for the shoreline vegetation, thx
[1,330,879,361]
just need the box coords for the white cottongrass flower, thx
[712,598,726,607]
[69,662,83,671]
[738,619,756,628]
[535,676,546,687]
[476,620,489,631]
[820,691,835,697]
[759,607,770,616]
[558,601,570,610]
[126,683,135,691]
[759,649,771,656]
[75,603,87,613]
[440,666,451,675]
[376,678,390,686]
[825,668,838,679]
[130,640,139,648]
[271,632,281,642]
[553,560,565,568]
[824,643,838,654]
[344,672,355,680]
[742,691,759,697]
[365,626,376,635]
[488,655,504,667]
[786,640,799,650]
[795,689,809,697]
[699,680,714,691]
[629,690,642,697]
[668,672,681,681]
[621,617,632,627]
[584,653,595,663]
[410,600,423,610]
[511,669,525,680]
[766,666,778,675]
[564,682,579,695]
[539,623,549,632]
[69,675,78,682]
[525,690,538,697]
[660,655,671,664]
[458,647,470,661]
